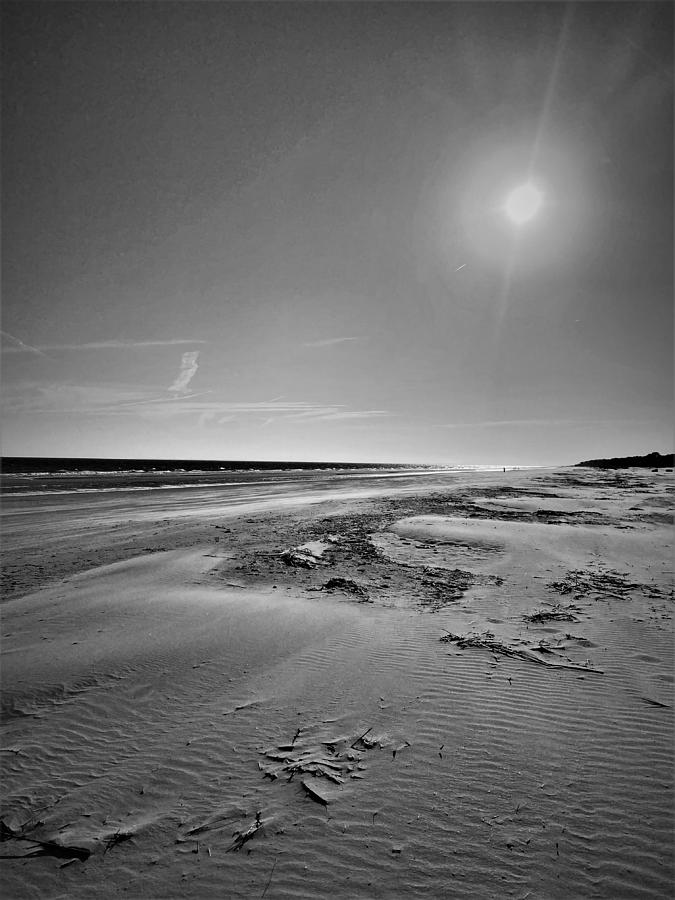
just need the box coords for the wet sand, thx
[1,467,673,898]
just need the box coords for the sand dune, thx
[1,468,672,897]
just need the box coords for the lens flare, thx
[504,182,543,225]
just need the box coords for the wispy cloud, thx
[141,399,337,419]
[308,409,390,421]
[1,337,207,353]
[1,330,50,357]
[134,398,391,425]
[169,351,200,394]
[303,336,362,348]
[437,418,650,429]
[2,380,390,427]
[1,382,155,414]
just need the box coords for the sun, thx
[504,182,543,225]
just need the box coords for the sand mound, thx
[389,515,507,551]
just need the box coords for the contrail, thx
[169,351,200,394]
[41,338,207,351]
[0,330,50,358]
[303,336,361,348]
[1,335,208,354]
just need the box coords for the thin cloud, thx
[169,351,200,394]
[1,338,207,353]
[437,418,649,429]
[137,398,391,425]
[303,336,362,348]
[313,410,391,421]
[142,399,339,419]
[2,382,390,428]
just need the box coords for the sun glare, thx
[504,182,543,225]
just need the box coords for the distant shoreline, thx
[0,457,544,477]
[0,456,417,476]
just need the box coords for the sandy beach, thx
[1,466,673,898]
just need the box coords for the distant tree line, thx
[576,451,673,469]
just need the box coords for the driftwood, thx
[226,811,263,852]
[441,632,603,674]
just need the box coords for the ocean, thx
[0,456,440,496]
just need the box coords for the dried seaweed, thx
[548,569,645,600]
[524,607,578,624]
[319,577,369,600]
[417,567,504,610]
[279,549,316,569]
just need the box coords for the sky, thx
[2,1,672,466]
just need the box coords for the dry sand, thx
[1,467,673,898]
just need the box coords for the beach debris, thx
[280,549,316,568]
[0,817,143,861]
[548,569,666,601]
[176,804,267,852]
[103,829,134,855]
[0,836,92,862]
[419,568,473,606]
[351,726,377,750]
[259,727,383,802]
[300,779,330,807]
[280,541,331,569]
[440,631,603,674]
[0,817,92,861]
[640,697,671,709]
[417,567,503,610]
[318,577,369,600]
[261,857,278,899]
[180,808,245,840]
[563,633,595,646]
[227,811,263,852]
[524,607,579,624]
